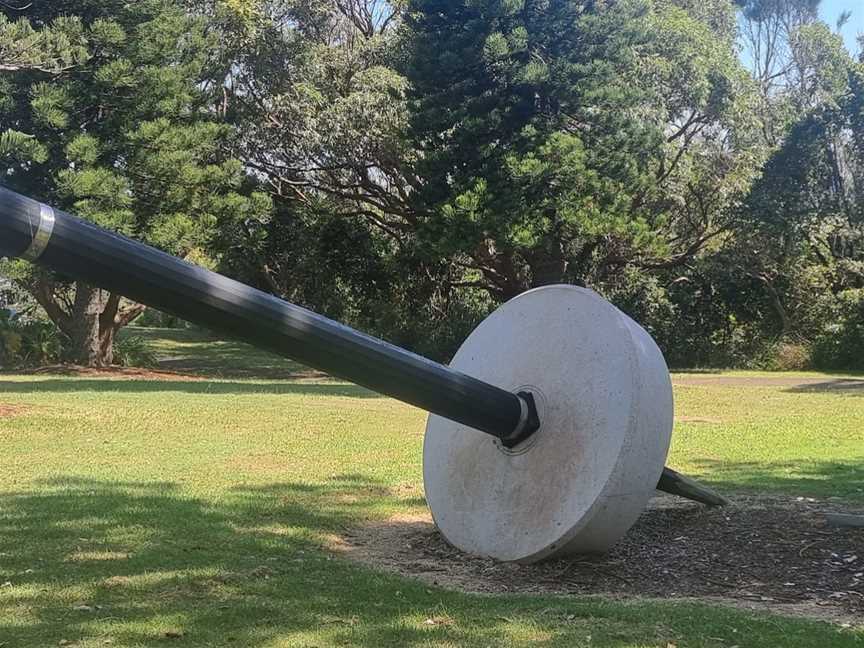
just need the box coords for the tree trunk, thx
[528,238,568,288]
[756,273,790,335]
[27,278,146,367]
[99,326,115,366]
[69,283,110,367]
[473,240,531,301]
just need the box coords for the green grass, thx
[0,328,862,646]
[669,381,864,500]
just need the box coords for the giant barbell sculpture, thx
[0,186,725,562]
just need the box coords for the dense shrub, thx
[0,311,63,367]
[603,258,776,369]
[0,320,22,367]
[755,340,813,371]
[811,290,864,370]
[19,320,64,365]
[113,336,159,368]
[606,268,677,347]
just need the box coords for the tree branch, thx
[114,303,147,329]
[30,280,72,336]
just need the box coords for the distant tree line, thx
[0,0,862,369]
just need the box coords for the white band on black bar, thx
[21,204,55,261]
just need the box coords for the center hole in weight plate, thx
[495,384,547,456]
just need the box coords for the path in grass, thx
[0,328,861,646]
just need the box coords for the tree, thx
[737,0,821,91]
[219,0,769,362]
[0,14,88,160]
[226,0,413,244]
[0,0,269,366]
[737,37,861,345]
[213,1,473,357]
[736,0,854,144]
[403,0,762,299]
[0,13,88,73]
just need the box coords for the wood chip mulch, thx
[336,494,864,625]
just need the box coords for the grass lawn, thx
[668,381,864,501]
[0,327,862,647]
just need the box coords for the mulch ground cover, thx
[338,494,864,624]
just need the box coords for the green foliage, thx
[0,129,47,163]
[790,22,852,108]
[2,0,863,371]
[2,3,269,256]
[0,14,88,73]
[113,335,159,367]
[228,0,410,228]
[30,82,73,129]
[728,50,864,369]
[812,289,864,369]
[207,0,777,366]
[17,320,64,365]
[0,0,271,366]
[135,309,188,328]
[605,267,678,345]
[219,197,486,361]
[757,340,813,370]
[404,0,762,300]
[407,0,653,284]
[0,311,63,367]
[0,14,85,165]
[0,310,22,366]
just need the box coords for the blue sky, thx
[820,0,863,55]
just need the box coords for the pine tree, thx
[0,14,88,74]
[0,1,269,366]
[405,0,666,297]
[404,0,760,299]
[0,14,88,160]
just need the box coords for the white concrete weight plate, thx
[423,285,673,563]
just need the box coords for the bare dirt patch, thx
[0,403,28,417]
[20,364,202,381]
[333,495,864,626]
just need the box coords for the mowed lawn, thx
[0,328,862,647]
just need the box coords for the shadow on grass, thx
[685,458,864,500]
[1,476,860,647]
[0,379,380,398]
[784,379,864,394]
[0,475,508,647]
[155,357,321,380]
[126,326,329,380]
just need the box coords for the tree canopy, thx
[1,0,863,370]
[0,0,268,365]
